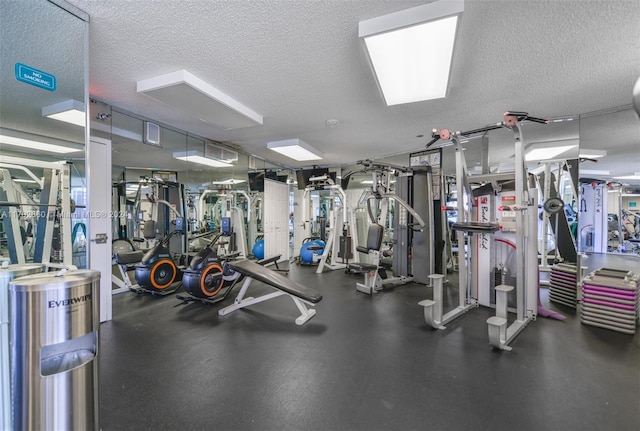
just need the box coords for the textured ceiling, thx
[2,0,639,186]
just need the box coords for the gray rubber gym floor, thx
[100,253,639,431]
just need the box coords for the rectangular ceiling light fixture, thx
[358,0,464,106]
[267,138,323,161]
[578,149,607,159]
[580,169,610,176]
[173,150,233,168]
[137,70,263,130]
[614,172,640,181]
[211,179,247,185]
[525,145,578,162]
[42,99,86,127]
[0,130,82,154]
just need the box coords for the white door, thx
[292,189,310,257]
[264,179,290,262]
[87,137,113,322]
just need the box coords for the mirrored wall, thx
[578,106,640,257]
[89,98,295,285]
[0,0,88,267]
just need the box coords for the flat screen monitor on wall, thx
[248,171,289,192]
[248,171,265,192]
[295,168,336,190]
[265,171,288,183]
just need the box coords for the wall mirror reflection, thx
[578,106,640,257]
[0,0,88,269]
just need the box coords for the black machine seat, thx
[361,223,384,253]
[349,263,378,272]
[452,221,500,234]
[115,250,145,265]
[349,223,384,272]
[379,257,393,269]
[143,219,157,239]
[228,259,322,304]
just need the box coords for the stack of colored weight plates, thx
[549,262,578,308]
[579,268,639,334]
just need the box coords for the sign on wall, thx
[15,63,56,91]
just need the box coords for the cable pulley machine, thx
[419,111,547,350]
[310,174,360,274]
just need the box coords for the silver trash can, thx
[10,269,100,431]
[1,263,45,431]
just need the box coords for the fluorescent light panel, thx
[579,149,607,159]
[211,179,246,185]
[267,138,322,161]
[580,169,610,176]
[137,70,263,130]
[42,99,85,127]
[0,133,81,154]
[173,150,233,168]
[359,0,463,106]
[614,173,640,180]
[525,145,577,161]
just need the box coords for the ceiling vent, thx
[205,143,237,163]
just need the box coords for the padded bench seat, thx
[229,259,321,303]
[115,250,145,265]
[218,259,323,326]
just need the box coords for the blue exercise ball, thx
[300,240,325,263]
[253,239,265,259]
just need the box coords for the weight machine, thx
[0,156,74,266]
[532,159,578,271]
[209,191,249,259]
[577,180,608,254]
[591,182,640,255]
[419,111,545,351]
[113,177,188,254]
[344,160,430,294]
[306,175,360,273]
[112,178,188,295]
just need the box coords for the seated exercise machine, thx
[344,160,430,294]
[134,228,185,295]
[111,228,153,294]
[419,111,547,350]
[217,259,322,325]
[177,233,242,304]
[112,242,144,293]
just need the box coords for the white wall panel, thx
[88,137,113,322]
[264,179,290,262]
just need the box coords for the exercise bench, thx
[256,254,288,273]
[218,259,322,325]
[113,250,145,291]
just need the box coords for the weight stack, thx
[549,262,578,308]
[579,268,640,334]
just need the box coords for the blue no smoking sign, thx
[15,63,56,91]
